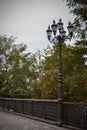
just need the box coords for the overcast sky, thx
[0,0,74,53]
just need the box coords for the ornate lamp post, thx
[46,18,74,126]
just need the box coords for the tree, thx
[0,35,16,97]
[63,0,87,102]
[40,41,87,102]
[27,52,42,99]
[40,44,75,99]
[0,35,41,98]
[64,0,87,39]
[8,43,31,98]
[63,40,87,102]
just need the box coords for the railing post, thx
[14,100,16,112]
[84,107,87,130]
[2,99,4,109]
[31,101,34,116]
[22,100,24,114]
[43,101,46,119]
[7,99,9,111]
[86,108,87,130]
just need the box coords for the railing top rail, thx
[63,102,87,105]
[0,98,57,102]
[0,98,87,105]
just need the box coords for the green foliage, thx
[61,0,87,102]
[8,87,31,98]
[63,40,87,102]
[40,41,87,102]
[0,35,41,98]
[39,45,58,99]
[64,0,87,39]
[0,35,87,102]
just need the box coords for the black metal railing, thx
[63,102,87,129]
[0,98,87,129]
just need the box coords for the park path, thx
[0,110,69,130]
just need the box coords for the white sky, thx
[0,0,74,53]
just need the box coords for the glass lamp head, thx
[67,21,74,39]
[59,28,66,38]
[51,20,57,36]
[57,18,63,30]
[46,26,52,41]
[67,21,74,33]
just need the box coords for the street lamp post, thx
[46,18,74,126]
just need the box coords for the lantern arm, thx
[66,32,73,40]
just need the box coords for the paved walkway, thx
[0,110,69,130]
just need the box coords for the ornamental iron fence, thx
[0,98,87,129]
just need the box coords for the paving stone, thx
[0,110,69,130]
